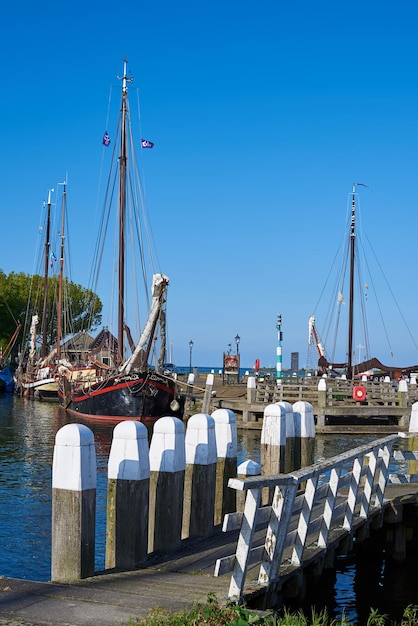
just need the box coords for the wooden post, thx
[243,377,256,422]
[51,424,96,583]
[409,401,418,432]
[317,378,327,427]
[237,460,261,512]
[202,373,214,414]
[398,379,408,409]
[148,417,185,554]
[293,401,315,469]
[260,403,286,504]
[182,413,217,538]
[277,401,295,472]
[105,421,150,570]
[212,408,237,525]
[185,372,195,414]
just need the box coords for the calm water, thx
[0,395,416,623]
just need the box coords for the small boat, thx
[0,307,22,394]
[0,366,15,394]
[58,59,184,424]
[308,183,418,380]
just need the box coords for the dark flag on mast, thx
[141,138,154,149]
[102,131,110,147]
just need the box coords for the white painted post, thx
[410,401,418,432]
[148,417,185,553]
[202,373,214,414]
[212,408,238,524]
[244,376,256,422]
[236,460,261,512]
[51,424,96,583]
[277,401,295,472]
[317,378,327,427]
[261,403,286,504]
[293,401,316,469]
[182,413,217,538]
[398,379,408,409]
[105,421,150,569]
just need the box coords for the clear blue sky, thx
[2,0,418,370]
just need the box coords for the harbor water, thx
[0,394,416,622]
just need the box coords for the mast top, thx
[118,58,133,94]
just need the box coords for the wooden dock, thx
[1,431,418,625]
[200,376,418,432]
[0,403,418,626]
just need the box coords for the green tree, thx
[0,270,102,362]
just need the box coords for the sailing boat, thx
[57,59,185,424]
[308,183,418,380]
[17,183,68,400]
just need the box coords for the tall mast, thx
[347,183,356,379]
[117,59,132,364]
[56,180,67,359]
[41,188,53,358]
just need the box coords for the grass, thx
[125,594,418,626]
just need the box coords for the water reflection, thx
[0,396,415,622]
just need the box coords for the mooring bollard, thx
[236,459,261,512]
[211,408,237,524]
[260,403,286,504]
[51,423,96,583]
[293,401,315,470]
[202,373,215,414]
[410,401,418,432]
[244,377,256,422]
[106,421,150,570]
[148,416,185,553]
[182,413,217,539]
[317,378,327,427]
[398,379,408,409]
[276,401,295,472]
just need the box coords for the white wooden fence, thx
[214,433,408,601]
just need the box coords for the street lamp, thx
[189,340,193,373]
[235,334,240,355]
[235,334,240,383]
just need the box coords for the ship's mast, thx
[41,188,53,358]
[117,59,133,364]
[347,183,357,379]
[56,180,67,359]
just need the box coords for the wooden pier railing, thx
[214,433,416,602]
[213,376,418,429]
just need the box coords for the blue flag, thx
[141,138,154,149]
[102,132,110,147]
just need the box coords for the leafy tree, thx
[0,270,102,363]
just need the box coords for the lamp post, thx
[189,340,193,373]
[235,334,240,382]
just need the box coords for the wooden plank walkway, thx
[1,482,415,626]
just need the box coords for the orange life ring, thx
[353,385,366,401]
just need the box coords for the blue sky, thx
[2,0,418,370]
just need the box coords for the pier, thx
[1,401,418,625]
[208,375,418,432]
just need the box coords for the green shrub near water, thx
[126,594,418,625]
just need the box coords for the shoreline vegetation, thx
[128,595,418,625]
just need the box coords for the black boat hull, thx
[58,370,184,425]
